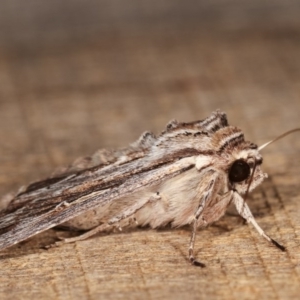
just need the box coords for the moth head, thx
[210,125,300,195]
[227,149,267,195]
[210,126,267,194]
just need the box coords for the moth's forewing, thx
[0,111,231,250]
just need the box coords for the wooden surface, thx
[0,2,300,299]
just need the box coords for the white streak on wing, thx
[195,155,213,170]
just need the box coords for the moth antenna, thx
[246,128,300,201]
[258,128,300,151]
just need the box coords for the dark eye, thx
[229,159,250,182]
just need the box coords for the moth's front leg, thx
[233,192,285,251]
[189,169,224,267]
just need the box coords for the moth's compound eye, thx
[229,159,251,182]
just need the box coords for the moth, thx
[0,110,297,267]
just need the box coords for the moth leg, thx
[48,223,111,247]
[189,170,221,267]
[51,193,162,247]
[233,192,285,251]
[189,218,205,267]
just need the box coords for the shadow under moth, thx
[0,110,298,267]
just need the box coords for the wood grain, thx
[0,2,300,299]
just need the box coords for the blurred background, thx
[1,2,300,299]
[0,0,300,191]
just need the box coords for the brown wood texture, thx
[0,2,300,300]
